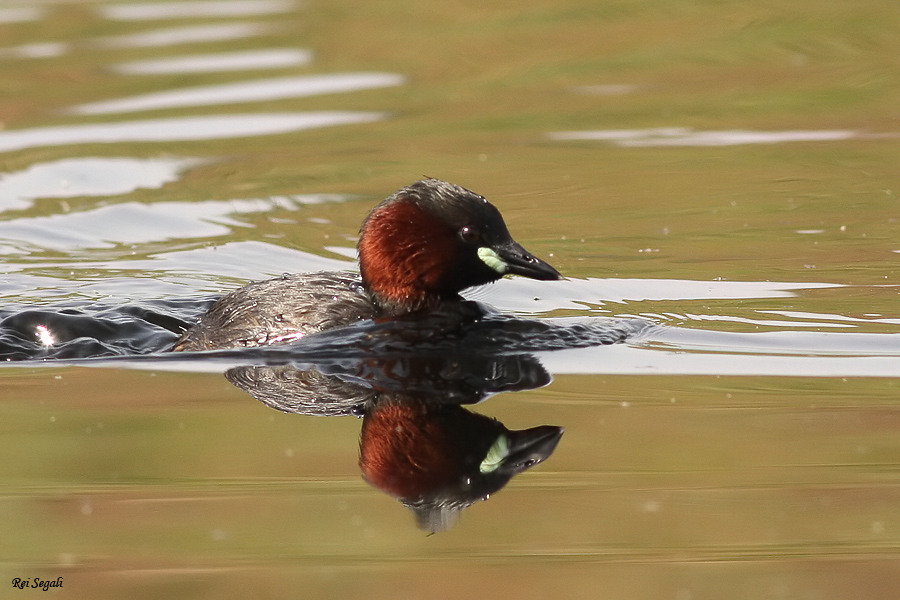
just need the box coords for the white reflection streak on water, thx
[471,276,839,315]
[0,240,351,284]
[661,313,854,329]
[549,128,861,147]
[0,7,42,23]
[98,23,270,48]
[0,112,386,153]
[0,42,69,59]
[760,310,900,326]
[0,202,269,249]
[111,49,314,75]
[540,344,900,378]
[0,195,349,251]
[0,157,200,211]
[537,304,900,378]
[68,73,405,115]
[0,7,43,23]
[99,0,297,20]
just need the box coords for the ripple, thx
[111,49,313,75]
[647,327,900,358]
[99,0,297,20]
[571,84,639,96]
[68,73,405,115]
[0,42,69,59]
[549,127,864,147]
[98,23,269,48]
[0,7,42,23]
[471,276,838,314]
[0,112,386,153]
[760,310,900,326]
[0,157,199,211]
[152,241,352,282]
[540,329,900,378]
[0,196,351,252]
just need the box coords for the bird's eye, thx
[459,226,480,244]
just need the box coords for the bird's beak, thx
[492,240,562,281]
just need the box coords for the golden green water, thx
[1,0,899,598]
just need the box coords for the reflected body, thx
[226,347,562,532]
[173,179,561,351]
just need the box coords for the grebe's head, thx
[358,178,561,313]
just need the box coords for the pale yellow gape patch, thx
[477,246,508,274]
[480,434,510,473]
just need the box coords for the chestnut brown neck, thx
[358,200,459,314]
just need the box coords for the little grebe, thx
[172,178,561,351]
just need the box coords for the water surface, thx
[1,1,898,598]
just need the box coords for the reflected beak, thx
[496,240,563,281]
[502,425,565,474]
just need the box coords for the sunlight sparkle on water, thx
[34,325,54,346]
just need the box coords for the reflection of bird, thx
[359,397,563,533]
[172,179,560,351]
[225,364,374,417]
[224,351,551,416]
